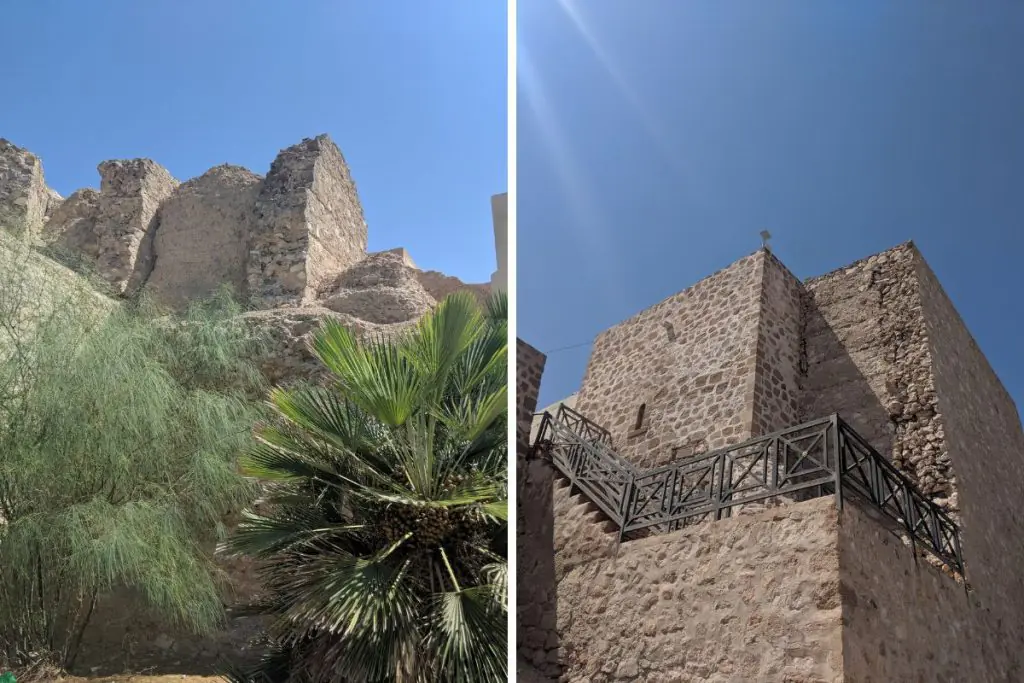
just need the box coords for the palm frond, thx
[427,585,508,683]
[310,320,422,427]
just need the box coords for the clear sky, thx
[1,0,506,284]
[518,1,1024,408]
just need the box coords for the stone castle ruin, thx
[0,134,498,673]
[518,244,1024,682]
[1,135,494,382]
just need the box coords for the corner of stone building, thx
[556,497,845,682]
[743,250,805,437]
[909,245,1024,637]
[515,338,563,680]
[836,498,1022,682]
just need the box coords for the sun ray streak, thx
[556,0,691,180]
[518,46,627,308]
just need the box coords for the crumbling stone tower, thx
[520,243,1024,682]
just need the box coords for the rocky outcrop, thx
[145,165,263,309]
[242,305,418,386]
[319,251,436,324]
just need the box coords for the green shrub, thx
[0,245,267,671]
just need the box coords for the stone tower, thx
[520,243,1024,681]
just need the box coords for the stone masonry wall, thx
[556,496,843,683]
[516,340,561,681]
[838,499,1021,682]
[914,252,1024,643]
[415,269,492,305]
[576,252,765,471]
[560,251,793,594]
[536,241,1024,681]
[749,251,803,436]
[801,244,955,513]
[517,339,546,458]
[144,165,263,309]
[95,159,180,294]
[44,158,181,295]
[248,135,368,307]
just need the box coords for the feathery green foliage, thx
[228,290,508,683]
[0,244,267,671]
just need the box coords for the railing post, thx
[952,527,966,586]
[832,415,843,512]
[903,482,918,564]
[716,456,732,521]
[619,471,635,542]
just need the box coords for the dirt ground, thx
[54,676,225,682]
[62,677,225,682]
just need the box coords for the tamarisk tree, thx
[0,241,266,671]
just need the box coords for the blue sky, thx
[518,1,1024,408]
[1,0,506,283]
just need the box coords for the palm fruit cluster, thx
[375,472,489,550]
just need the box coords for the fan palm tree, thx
[228,291,508,683]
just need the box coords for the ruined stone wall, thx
[516,340,561,682]
[576,252,765,471]
[0,139,52,238]
[44,158,181,295]
[838,499,1021,682]
[96,159,180,294]
[248,135,367,307]
[375,247,417,269]
[414,269,492,305]
[43,189,100,255]
[144,165,263,309]
[556,496,843,683]
[913,253,1024,641]
[801,244,954,511]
